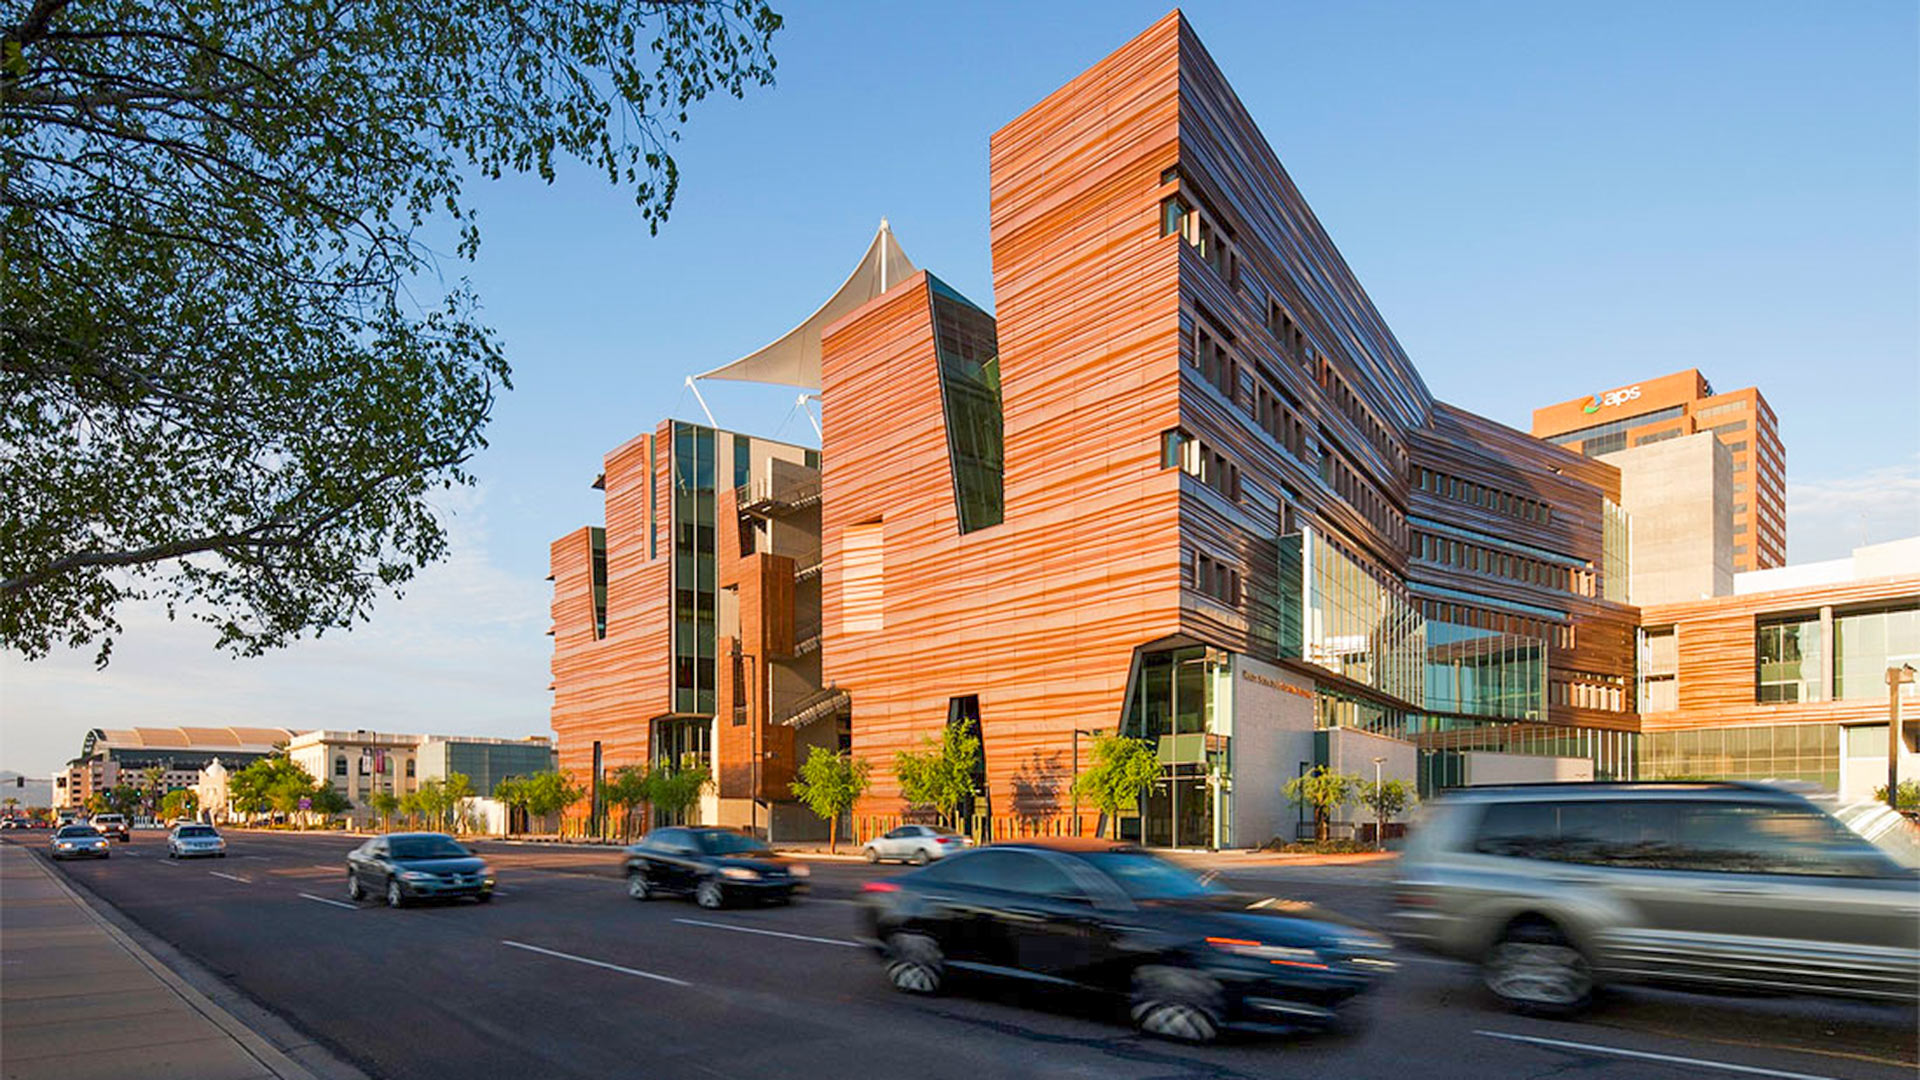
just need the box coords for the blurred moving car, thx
[858,839,1393,1043]
[863,825,973,865]
[90,813,130,842]
[346,833,493,908]
[625,827,808,908]
[50,824,111,860]
[1394,781,1920,1014]
[167,823,228,859]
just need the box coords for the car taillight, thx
[937,837,958,844]
[862,881,900,894]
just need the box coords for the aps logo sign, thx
[1583,384,1642,414]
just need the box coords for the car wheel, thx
[168,849,177,859]
[1131,965,1224,1044]
[386,880,406,909]
[695,878,726,910]
[1483,919,1593,1015]
[885,932,944,995]
[911,848,930,866]
[627,871,652,901]
[864,847,880,865]
[475,891,493,904]
[347,873,365,902]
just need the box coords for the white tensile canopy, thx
[695,220,916,390]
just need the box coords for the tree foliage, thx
[1355,778,1415,849]
[602,764,652,841]
[789,747,870,853]
[1283,767,1357,844]
[0,0,784,663]
[1070,735,1160,837]
[495,770,583,834]
[159,788,198,821]
[894,724,980,829]
[646,756,709,825]
[403,772,476,832]
[368,790,399,829]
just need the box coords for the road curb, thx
[12,842,371,1080]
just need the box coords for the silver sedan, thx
[862,825,972,865]
[167,823,228,859]
[49,825,111,860]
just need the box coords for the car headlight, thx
[55,842,73,849]
[1205,937,1329,970]
[398,870,435,882]
[719,867,761,881]
[787,863,810,878]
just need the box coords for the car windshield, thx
[696,831,770,856]
[1081,851,1216,899]
[390,837,470,860]
[178,826,216,838]
[57,826,100,839]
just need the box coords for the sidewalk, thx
[0,843,324,1080]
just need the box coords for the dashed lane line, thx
[1474,1030,1844,1080]
[500,940,689,986]
[208,870,251,884]
[672,918,863,948]
[298,893,359,910]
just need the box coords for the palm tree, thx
[141,764,168,816]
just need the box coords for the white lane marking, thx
[673,918,862,948]
[299,893,358,910]
[155,858,186,868]
[501,940,689,986]
[1475,1030,1845,1080]
[208,871,251,884]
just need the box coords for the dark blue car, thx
[857,839,1395,1043]
[347,832,494,908]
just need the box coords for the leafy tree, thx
[369,791,400,830]
[1283,767,1357,844]
[2,796,17,813]
[159,788,198,821]
[85,793,107,815]
[139,764,168,813]
[894,724,981,831]
[1355,778,1416,851]
[493,776,527,835]
[1874,779,1920,811]
[602,765,651,842]
[106,783,142,816]
[307,785,351,820]
[442,772,477,832]
[514,771,583,831]
[1070,735,1161,838]
[646,756,710,827]
[789,747,871,853]
[229,754,321,822]
[1,0,784,664]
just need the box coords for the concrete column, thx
[1819,606,1834,701]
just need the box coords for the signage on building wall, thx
[1241,669,1315,701]
[1583,385,1643,414]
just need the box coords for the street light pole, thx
[1888,664,1915,813]
[1371,756,1386,852]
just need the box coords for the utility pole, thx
[1889,664,1915,813]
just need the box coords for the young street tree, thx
[894,724,981,831]
[1,0,784,664]
[1283,766,1357,844]
[647,757,710,828]
[159,788,197,821]
[1070,735,1160,838]
[1355,778,1415,851]
[789,747,871,853]
[368,791,399,830]
[603,764,652,842]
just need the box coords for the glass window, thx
[1757,615,1823,703]
[390,836,471,860]
[1080,851,1214,899]
[1669,802,1896,877]
[1835,605,1920,700]
[1160,196,1190,238]
[334,757,347,776]
[929,278,1004,533]
[694,830,771,856]
[733,433,751,491]
[959,851,1076,896]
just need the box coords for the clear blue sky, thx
[4,0,1916,778]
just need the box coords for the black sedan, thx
[857,839,1395,1043]
[347,833,494,908]
[624,826,809,908]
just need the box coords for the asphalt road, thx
[10,830,1916,1080]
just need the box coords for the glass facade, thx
[1424,619,1545,721]
[673,423,717,715]
[1756,614,1823,703]
[1643,724,1839,791]
[1120,646,1230,848]
[1284,527,1423,706]
[439,742,557,800]
[1834,604,1920,700]
[1544,405,1685,455]
[929,277,1004,533]
[589,527,607,640]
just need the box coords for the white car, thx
[862,825,972,865]
[50,825,111,860]
[167,823,227,859]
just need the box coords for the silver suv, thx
[1394,782,1919,1013]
